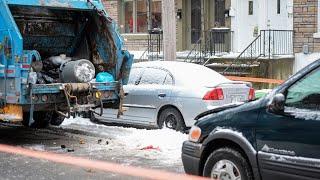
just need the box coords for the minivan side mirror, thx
[268,93,285,113]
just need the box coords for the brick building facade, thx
[102,0,158,51]
[293,0,320,72]
[293,0,320,53]
[102,0,119,24]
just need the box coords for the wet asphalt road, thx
[0,122,185,180]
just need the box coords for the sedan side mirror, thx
[269,93,285,113]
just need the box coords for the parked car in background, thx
[255,89,272,99]
[182,59,320,179]
[93,61,254,131]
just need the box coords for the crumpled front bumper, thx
[181,141,203,176]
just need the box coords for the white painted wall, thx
[265,0,293,30]
[294,53,320,73]
[230,0,293,53]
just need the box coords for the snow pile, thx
[23,144,45,151]
[61,117,96,126]
[62,117,188,163]
[119,128,187,160]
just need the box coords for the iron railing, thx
[207,28,232,56]
[185,29,232,63]
[185,38,208,64]
[260,30,293,57]
[222,34,262,75]
[147,29,163,61]
[221,29,293,76]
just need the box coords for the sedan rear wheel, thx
[158,107,185,132]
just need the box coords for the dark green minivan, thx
[182,59,320,180]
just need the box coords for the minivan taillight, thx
[248,88,255,100]
[203,88,224,100]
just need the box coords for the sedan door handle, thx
[158,93,166,98]
[124,92,129,97]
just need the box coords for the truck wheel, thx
[22,112,50,128]
[158,107,185,132]
[50,112,65,126]
[203,147,253,180]
[89,112,98,123]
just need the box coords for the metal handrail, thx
[221,29,293,75]
[222,34,261,74]
[138,48,149,62]
[185,38,202,62]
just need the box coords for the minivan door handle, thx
[158,93,166,98]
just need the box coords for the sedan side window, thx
[285,67,320,111]
[128,67,143,85]
[139,68,167,85]
[163,74,174,85]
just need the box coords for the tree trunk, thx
[162,0,176,61]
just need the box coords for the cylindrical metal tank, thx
[60,59,95,83]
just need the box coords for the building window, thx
[248,1,253,15]
[277,0,281,14]
[121,0,162,34]
[215,0,226,27]
[151,1,162,29]
[124,1,133,33]
[191,0,201,43]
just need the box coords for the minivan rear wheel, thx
[203,147,253,180]
[158,107,185,132]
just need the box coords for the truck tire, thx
[89,112,98,123]
[203,147,253,180]
[22,112,50,128]
[50,112,65,126]
[158,107,185,132]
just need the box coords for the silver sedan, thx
[94,61,254,131]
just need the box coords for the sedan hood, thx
[194,102,245,120]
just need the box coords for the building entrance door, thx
[190,0,202,44]
[214,0,225,27]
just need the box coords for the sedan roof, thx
[133,61,230,87]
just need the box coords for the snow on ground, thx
[120,127,187,163]
[61,117,188,164]
[129,51,147,60]
[61,117,96,126]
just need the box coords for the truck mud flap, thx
[0,104,23,122]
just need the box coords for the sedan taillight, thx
[203,88,224,100]
[248,88,255,100]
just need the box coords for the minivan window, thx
[139,67,167,85]
[285,67,320,110]
[128,67,143,85]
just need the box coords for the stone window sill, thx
[313,32,320,38]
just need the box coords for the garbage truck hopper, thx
[0,0,133,127]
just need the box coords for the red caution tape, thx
[0,144,208,180]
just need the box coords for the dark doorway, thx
[214,0,225,27]
[191,0,201,44]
